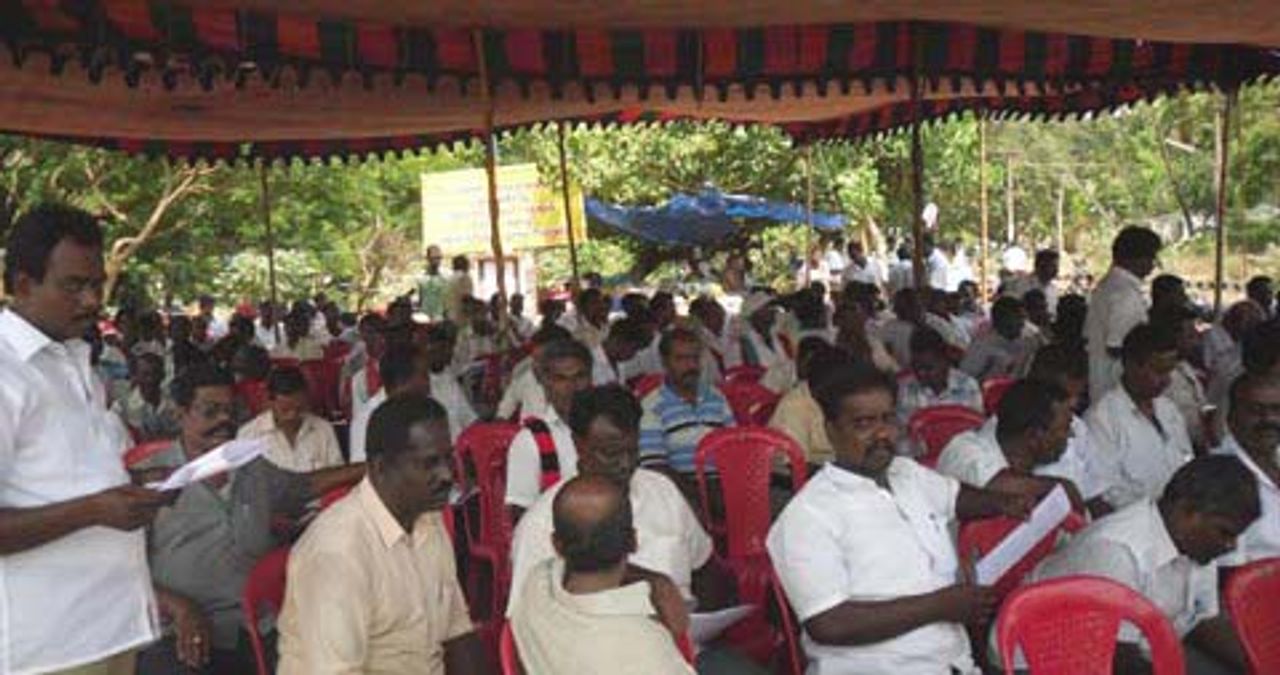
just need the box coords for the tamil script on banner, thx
[420,163,587,255]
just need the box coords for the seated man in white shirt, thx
[348,342,432,463]
[937,380,1087,507]
[1212,373,1280,565]
[237,366,343,472]
[690,295,743,383]
[1087,322,1194,511]
[959,296,1038,381]
[769,339,854,468]
[1027,456,1258,674]
[423,324,478,441]
[509,385,746,670]
[593,316,649,386]
[510,474,693,675]
[1151,305,1213,453]
[766,363,1032,674]
[505,339,593,524]
[269,309,325,361]
[111,351,180,442]
[496,324,573,420]
[875,288,923,368]
[1203,301,1266,410]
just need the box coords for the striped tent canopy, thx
[2,0,1277,161]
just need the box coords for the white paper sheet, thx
[974,485,1071,585]
[147,438,267,491]
[690,605,756,647]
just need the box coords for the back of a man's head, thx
[1161,455,1260,526]
[552,475,635,574]
[380,342,423,393]
[1111,226,1162,262]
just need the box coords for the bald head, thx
[552,475,635,573]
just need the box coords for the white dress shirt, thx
[1085,266,1148,402]
[591,345,622,386]
[1003,275,1060,317]
[0,310,158,673]
[429,371,478,442]
[1212,435,1280,564]
[1086,386,1193,509]
[1030,499,1219,644]
[767,460,977,675]
[237,410,344,472]
[875,318,917,368]
[348,389,386,464]
[496,361,547,421]
[1202,324,1243,410]
[504,405,578,510]
[508,468,713,616]
[937,417,1105,499]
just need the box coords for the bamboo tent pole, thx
[258,163,281,343]
[978,113,990,303]
[805,146,815,287]
[556,120,581,287]
[1213,88,1237,315]
[908,33,927,292]
[473,29,508,309]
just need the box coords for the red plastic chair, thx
[769,568,806,675]
[724,364,766,385]
[907,405,987,467]
[235,378,270,416]
[242,547,290,675]
[721,380,781,427]
[124,439,175,468]
[997,575,1186,675]
[629,372,664,398]
[958,511,1088,599]
[454,422,520,622]
[982,376,1018,416]
[1225,557,1280,674]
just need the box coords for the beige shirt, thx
[512,559,694,675]
[277,478,472,675]
[768,382,833,465]
[237,410,344,472]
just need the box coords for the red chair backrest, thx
[235,378,270,417]
[770,568,806,675]
[1225,557,1280,674]
[982,376,1018,416]
[124,439,175,468]
[454,423,520,551]
[958,511,1087,599]
[694,427,807,561]
[630,373,664,398]
[242,547,290,675]
[907,405,987,467]
[724,364,766,385]
[997,575,1186,675]
[721,380,781,427]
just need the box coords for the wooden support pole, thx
[556,121,581,287]
[909,88,927,290]
[978,113,990,303]
[805,145,815,287]
[473,29,508,309]
[258,163,280,343]
[1213,88,1237,315]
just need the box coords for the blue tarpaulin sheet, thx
[585,189,846,247]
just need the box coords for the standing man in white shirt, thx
[1088,322,1194,511]
[841,240,885,289]
[1212,373,1280,564]
[767,363,1032,674]
[236,366,344,472]
[1003,249,1060,317]
[1085,226,1162,402]
[0,204,172,674]
[1027,456,1256,673]
[348,342,432,463]
[423,325,478,442]
[505,339,593,524]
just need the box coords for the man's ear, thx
[625,526,638,556]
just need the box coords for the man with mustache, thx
[767,363,1033,674]
[1212,373,1280,564]
[135,364,363,674]
[637,328,736,494]
[0,204,171,674]
[1027,456,1258,673]
[277,393,489,675]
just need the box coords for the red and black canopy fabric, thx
[2,0,1277,161]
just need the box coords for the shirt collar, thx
[1143,500,1182,568]
[546,559,654,617]
[1110,265,1144,291]
[356,476,412,548]
[821,459,901,492]
[0,309,57,362]
[1224,434,1279,491]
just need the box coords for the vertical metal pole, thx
[556,121,581,286]
[259,163,281,343]
[473,29,508,308]
[978,113,990,303]
[1213,88,1236,315]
